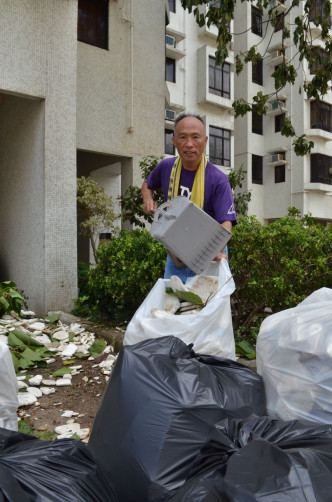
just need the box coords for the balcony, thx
[269,49,288,66]
[165,35,185,60]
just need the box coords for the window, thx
[165,129,175,155]
[311,154,332,184]
[309,0,331,27]
[78,0,108,49]
[252,107,263,134]
[252,155,263,184]
[168,0,176,13]
[252,60,263,85]
[166,58,176,82]
[275,164,285,183]
[310,48,329,74]
[310,101,332,132]
[274,14,284,33]
[166,58,176,83]
[275,113,285,132]
[251,6,262,36]
[209,57,231,98]
[209,126,231,167]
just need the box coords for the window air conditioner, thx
[271,49,283,60]
[165,109,176,121]
[166,35,176,48]
[271,153,285,162]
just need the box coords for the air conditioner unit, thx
[165,109,176,121]
[271,153,285,163]
[166,35,176,48]
[271,49,283,60]
[271,100,285,111]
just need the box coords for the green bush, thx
[73,230,167,322]
[0,281,24,317]
[229,211,332,343]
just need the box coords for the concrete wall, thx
[0,0,77,314]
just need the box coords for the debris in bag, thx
[256,287,332,423]
[169,415,332,502]
[88,336,266,502]
[0,427,117,502]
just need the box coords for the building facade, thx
[165,0,332,225]
[0,0,166,314]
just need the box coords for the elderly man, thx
[142,112,237,281]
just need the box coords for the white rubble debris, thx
[1,310,119,439]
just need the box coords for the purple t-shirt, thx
[147,157,237,225]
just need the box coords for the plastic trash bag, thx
[169,415,332,502]
[123,260,236,359]
[0,427,116,502]
[0,342,18,431]
[88,336,266,502]
[256,287,332,422]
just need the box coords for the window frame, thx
[209,126,231,167]
[251,6,263,36]
[275,113,285,133]
[252,154,263,184]
[165,129,175,155]
[310,100,332,132]
[77,0,109,50]
[252,59,263,86]
[166,57,176,83]
[168,0,176,13]
[252,107,263,135]
[208,56,231,99]
[275,164,286,183]
[310,153,332,185]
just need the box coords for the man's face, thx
[172,116,208,171]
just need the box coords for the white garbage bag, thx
[0,341,19,431]
[256,287,332,423]
[123,259,236,359]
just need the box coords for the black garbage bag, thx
[169,415,332,502]
[88,336,266,502]
[0,427,117,502]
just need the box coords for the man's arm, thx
[142,180,157,214]
[214,220,233,261]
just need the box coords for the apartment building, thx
[234,0,332,224]
[165,0,235,173]
[165,0,332,225]
[0,0,166,314]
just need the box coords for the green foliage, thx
[0,281,24,316]
[6,328,52,372]
[119,156,164,228]
[181,0,332,155]
[229,210,332,343]
[227,164,251,217]
[73,229,167,322]
[77,176,119,263]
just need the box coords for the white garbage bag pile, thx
[257,287,332,423]
[0,341,19,431]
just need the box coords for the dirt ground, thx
[19,337,257,439]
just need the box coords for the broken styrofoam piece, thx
[18,393,37,407]
[40,387,56,395]
[52,331,69,341]
[28,375,43,386]
[190,275,218,304]
[164,294,181,313]
[31,334,52,345]
[42,379,57,386]
[46,358,56,364]
[62,373,72,381]
[0,335,8,345]
[169,275,189,292]
[54,423,90,440]
[60,343,78,357]
[18,381,28,389]
[28,322,46,331]
[151,309,174,319]
[69,323,86,335]
[61,410,79,418]
[27,387,43,398]
[55,379,72,386]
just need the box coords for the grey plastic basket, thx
[151,196,232,275]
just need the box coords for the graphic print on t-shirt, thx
[179,185,192,198]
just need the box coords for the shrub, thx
[73,230,167,322]
[229,210,332,341]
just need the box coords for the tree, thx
[77,176,119,263]
[181,0,332,156]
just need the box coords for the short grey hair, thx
[174,112,205,132]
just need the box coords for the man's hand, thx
[142,180,157,215]
[213,251,227,262]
